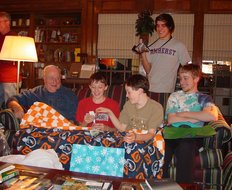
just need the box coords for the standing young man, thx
[163,64,218,183]
[0,12,18,108]
[140,13,191,108]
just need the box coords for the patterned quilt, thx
[13,127,164,179]
[13,102,164,179]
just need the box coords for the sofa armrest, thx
[204,108,232,150]
[0,109,20,149]
[223,152,232,190]
[199,148,223,169]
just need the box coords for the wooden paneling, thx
[97,0,137,12]
[0,1,31,12]
[85,0,98,62]
[96,0,154,13]
[2,0,230,13]
[153,0,191,12]
[210,0,232,11]
[0,0,82,12]
[192,12,204,65]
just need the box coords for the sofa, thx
[168,109,231,190]
[0,84,231,188]
[223,151,232,190]
[1,85,165,179]
[76,84,232,189]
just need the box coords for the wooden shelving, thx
[10,12,82,89]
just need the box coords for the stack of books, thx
[0,163,19,183]
[1,168,52,190]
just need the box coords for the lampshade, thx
[0,36,38,62]
[0,36,38,94]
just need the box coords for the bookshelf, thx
[10,12,83,89]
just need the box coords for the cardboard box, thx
[79,64,95,78]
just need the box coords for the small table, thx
[0,161,143,190]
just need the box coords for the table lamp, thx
[0,36,38,94]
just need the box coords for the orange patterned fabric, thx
[128,128,165,157]
[16,101,165,178]
[14,127,165,178]
[153,129,165,156]
[20,102,90,131]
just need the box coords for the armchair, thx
[76,85,231,189]
[168,108,231,190]
[0,109,19,150]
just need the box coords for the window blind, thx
[97,14,138,59]
[97,13,194,59]
[203,14,232,61]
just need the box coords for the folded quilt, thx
[20,102,90,131]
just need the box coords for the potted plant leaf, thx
[135,10,155,45]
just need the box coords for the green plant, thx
[135,10,155,36]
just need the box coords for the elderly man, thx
[7,65,78,121]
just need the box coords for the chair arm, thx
[0,109,20,149]
[199,148,223,169]
[204,117,231,149]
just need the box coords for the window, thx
[203,14,232,61]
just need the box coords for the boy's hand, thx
[84,113,95,124]
[124,132,136,144]
[92,123,106,131]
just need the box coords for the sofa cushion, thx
[223,151,232,190]
[201,168,222,189]
[169,166,223,188]
[199,148,223,169]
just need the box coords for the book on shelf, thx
[140,178,183,190]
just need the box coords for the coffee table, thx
[0,161,143,190]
